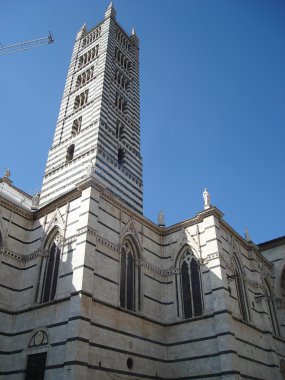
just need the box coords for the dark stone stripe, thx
[204,286,228,296]
[2,261,37,271]
[0,328,33,337]
[0,295,71,316]
[144,247,169,260]
[0,284,33,292]
[0,369,25,375]
[271,258,283,263]
[2,217,41,232]
[144,295,173,305]
[98,220,120,234]
[74,264,94,271]
[46,320,68,329]
[99,205,119,220]
[96,248,119,262]
[59,271,73,278]
[144,273,172,285]
[238,353,278,368]
[7,234,41,245]
[0,349,23,355]
[94,272,118,285]
[89,211,98,218]
[86,240,96,248]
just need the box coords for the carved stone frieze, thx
[203,251,221,264]
[0,247,47,262]
[96,234,118,252]
[143,261,173,276]
[77,226,97,237]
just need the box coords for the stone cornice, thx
[219,219,272,269]
[0,197,33,220]
[36,189,82,219]
[162,207,224,235]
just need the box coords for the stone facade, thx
[0,4,284,380]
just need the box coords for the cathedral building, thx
[0,4,284,379]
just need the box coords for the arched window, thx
[180,251,203,319]
[118,148,124,166]
[264,279,280,336]
[66,144,75,162]
[41,233,61,303]
[232,255,249,321]
[120,239,140,311]
[71,117,82,136]
[0,231,2,247]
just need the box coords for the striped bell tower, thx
[40,3,143,213]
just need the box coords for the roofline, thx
[258,235,285,250]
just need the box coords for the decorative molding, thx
[203,252,221,264]
[77,226,97,237]
[143,261,173,276]
[45,208,65,236]
[64,235,77,245]
[0,247,47,263]
[0,198,33,220]
[96,234,119,252]
[120,217,141,249]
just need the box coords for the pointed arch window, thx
[66,144,75,162]
[232,255,249,321]
[118,148,125,166]
[41,234,61,303]
[180,251,203,319]
[264,280,280,336]
[120,239,140,311]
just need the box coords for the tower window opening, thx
[115,93,127,114]
[118,148,125,166]
[115,69,129,91]
[78,45,99,68]
[116,30,130,50]
[82,26,101,48]
[116,120,124,140]
[115,48,131,73]
[76,66,94,88]
[71,117,82,136]
[66,144,75,162]
[74,90,89,110]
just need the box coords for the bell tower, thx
[40,3,143,213]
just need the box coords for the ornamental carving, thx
[28,330,48,348]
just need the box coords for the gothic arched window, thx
[120,239,139,311]
[118,148,124,166]
[41,234,61,303]
[66,144,75,162]
[233,255,249,321]
[265,279,280,336]
[180,251,203,319]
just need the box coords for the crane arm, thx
[0,33,54,56]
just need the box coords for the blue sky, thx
[1,0,284,243]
